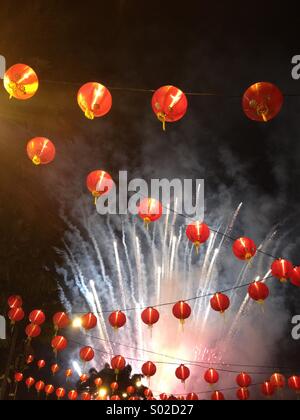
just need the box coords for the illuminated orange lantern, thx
[138,198,163,226]
[37,360,46,370]
[51,336,68,355]
[236,373,252,388]
[78,82,112,120]
[290,267,300,287]
[186,393,199,400]
[111,355,126,377]
[261,381,275,397]
[80,374,89,383]
[204,368,219,385]
[248,281,269,304]
[26,138,56,166]
[142,362,157,382]
[236,387,250,400]
[175,364,190,384]
[80,346,95,363]
[26,355,34,365]
[29,310,45,326]
[56,388,66,400]
[94,378,103,388]
[186,222,210,253]
[81,392,91,401]
[51,364,60,376]
[127,386,135,396]
[211,391,225,401]
[53,312,70,332]
[65,369,73,380]
[4,64,39,100]
[8,295,23,309]
[144,389,153,399]
[25,377,35,390]
[271,259,293,283]
[25,323,41,340]
[152,85,188,131]
[172,301,192,326]
[141,307,160,328]
[288,376,300,393]
[270,373,286,389]
[8,307,25,324]
[210,293,230,314]
[109,311,127,330]
[35,381,45,394]
[110,382,119,393]
[242,82,283,122]
[233,237,257,261]
[68,390,78,401]
[45,385,55,398]
[86,170,114,204]
[81,312,97,331]
[14,373,23,383]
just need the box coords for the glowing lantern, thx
[35,381,45,394]
[26,377,35,390]
[142,362,157,383]
[14,373,23,383]
[68,390,78,401]
[80,346,95,363]
[51,336,68,355]
[77,82,112,120]
[45,385,55,398]
[56,388,66,400]
[37,360,46,370]
[81,313,97,331]
[51,364,60,376]
[210,293,230,314]
[144,389,153,399]
[53,312,70,332]
[152,85,188,131]
[172,301,192,326]
[81,392,91,401]
[29,310,45,326]
[175,364,190,384]
[236,373,252,388]
[65,369,73,380]
[186,222,210,253]
[80,374,89,383]
[236,388,250,401]
[109,311,127,330]
[242,82,283,122]
[204,368,219,385]
[290,267,300,287]
[186,393,199,400]
[8,307,25,324]
[232,237,257,261]
[138,198,163,226]
[127,386,135,396]
[8,295,23,309]
[110,382,119,393]
[4,64,39,100]
[86,170,114,204]
[141,307,160,328]
[111,395,121,401]
[248,282,269,304]
[270,373,286,389]
[25,323,41,340]
[261,381,275,397]
[271,259,294,283]
[95,378,103,388]
[26,355,34,365]
[288,376,300,393]
[211,391,225,401]
[111,355,126,377]
[26,138,56,166]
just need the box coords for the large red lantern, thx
[45,385,55,398]
[236,373,252,388]
[37,360,46,370]
[211,391,225,401]
[35,381,45,394]
[288,376,300,393]
[172,301,192,325]
[236,388,250,400]
[152,85,188,131]
[175,364,190,384]
[68,390,78,401]
[210,293,230,314]
[109,311,127,330]
[261,381,275,397]
[142,361,157,382]
[138,198,163,226]
[204,368,219,385]
[25,323,41,340]
[78,82,112,120]
[290,267,300,287]
[14,372,23,383]
[86,170,114,203]
[8,295,23,309]
[186,222,210,253]
[4,64,39,100]
[80,346,95,363]
[26,138,56,166]
[242,82,283,122]
[25,377,35,390]
[186,393,199,401]
[56,388,66,400]
[53,312,70,332]
[111,355,126,377]
[232,237,257,261]
[271,259,293,283]
[8,307,25,324]
[248,281,269,304]
[51,364,60,376]
[51,336,68,354]
[141,307,160,328]
[81,312,98,331]
[29,310,45,326]
[270,373,286,389]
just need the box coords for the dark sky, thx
[0,1,299,374]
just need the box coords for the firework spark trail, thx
[122,221,139,304]
[113,240,127,310]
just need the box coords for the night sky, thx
[0,1,299,390]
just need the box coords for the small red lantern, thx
[186,222,210,253]
[210,293,230,314]
[142,361,157,382]
[4,64,39,100]
[81,313,97,331]
[232,237,257,261]
[186,393,199,400]
[144,389,153,399]
[271,259,294,283]
[111,355,126,377]
[14,372,23,383]
[138,198,163,226]
[51,336,68,354]
[204,368,219,385]
[109,311,127,330]
[81,392,92,401]
[242,82,283,122]
[80,374,89,383]
[45,385,55,397]
[236,373,252,388]
[68,390,78,401]
[8,307,25,324]
[261,381,275,397]
[111,395,121,401]
[270,373,286,389]
[65,369,73,380]
[236,387,250,401]
[53,312,70,331]
[37,360,46,370]
[51,364,60,376]
[290,267,300,287]
[26,377,35,390]
[95,378,103,388]
[110,382,119,393]
[86,170,114,203]
[80,346,95,363]
[27,137,56,166]
[26,355,34,365]
[127,386,135,396]
[288,376,300,393]
[248,282,269,304]
[175,364,190,384]
[25,323,41,340]
[56,388,66,400]
[152,85,188,131]
[211,391,225,401]
[29,310,45,326]
[172,301,192,325]
[78,82,112,120]
[35,381,45,394]
[141,307,160,328]
[8,295,23,309]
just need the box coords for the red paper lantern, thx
[186,393,199,400]
[127,386,135,396]
[242,82,283,122]
[86,171,114,203]
[186,222,210,253]
[27,137,56,166]
[270,373,286,389]
[68,390,78,401]
[211,391,225,401]
[290,267,300,287]
[109,311,127,330]
[51,336,68,353]
[172,301,192,325]
[110,382,119,393]
[45,385,55,397]
[26,355,34,365]
[35,381,45,394]
[26,377,35,390]
[53,312,70,331]
[78,82,112,120]
[81,313,97,331]
[232,237,257,261]
[144,389,153,399]
[236,388,250,401]
[204,368,219,385]
[288,376,300,393]
[141,307,160,328]
[175,364,190,384]
[95,378,103,388]
[138,198,163,225]
[80,374,89,383]
[80,346,95,363]
[65,369,73,379]
[152,85,188,130]
[142,362,157,380]
[25,323,41,340]
[81,392,92,401]
[8,295,23,309]
[8,307,25,324]
[4,64,39,100]
[14,372,23,383]
[248,282,269,304]
[56,388,66,400]
[271,259,294,283]
[236,373,252,388]
[37,360,46,370]
[111,355,126,376]
[29,310,45,326]
[51,364,60,376]
[111,395,121,401]
[210,293,230,314]
[261,381,275,397]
